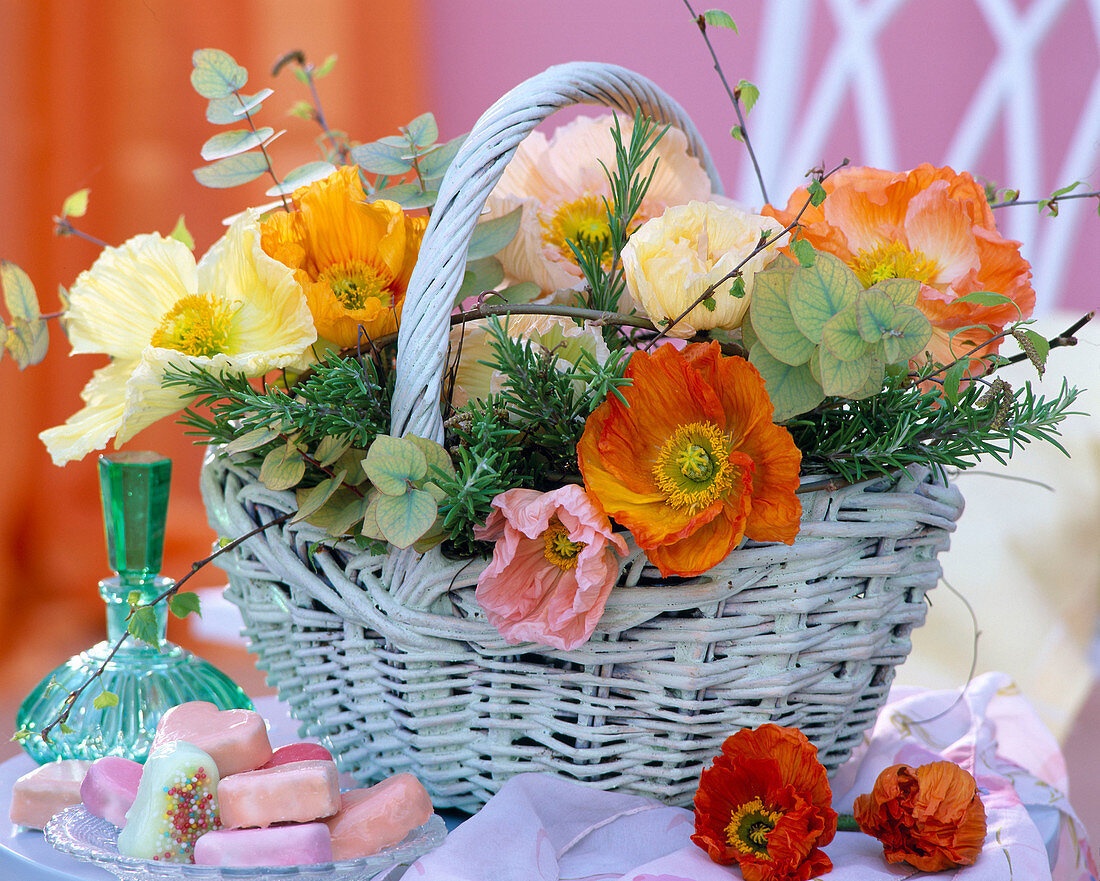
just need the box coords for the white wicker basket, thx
[201,62,966,812]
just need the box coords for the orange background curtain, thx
[0,0,426,706]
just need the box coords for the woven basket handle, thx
[390,61,724,442]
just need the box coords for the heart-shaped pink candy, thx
[151,701,272,777]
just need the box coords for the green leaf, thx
[0,323,8,356]
[418,134,467,180]
[200,127,275,161]
[789,237,817,267]
[821,305,870,362]
[736,80,759,114]
[453,257,505,305]
[951,291,1013,307]
[730,125,745,143]
[787,252,862,344]
[406,435,456,481]
[364,435,427,495]
[807,180,827,207]
[169,591,202,619]
[404,112,439,148]
[316,54,338,77]
[879,305,932,364]
[61,188,90,218]
[92,691,119,710]
[495,282,541,305]
[316,491,369,537]
[1051,180,1083,198]
[855,289,897,343]
[942,359,968,405]
[817,347,884,398]
[294,471,348,522]
[702,9,738,30]
[374,488,437,549]
[168,215,194,250]
[6,318,48,369]
[351,140,413,175]
[748,345,824,422]
[193,153,269,189]
[222,425,280,455]
[127,606,160,646]
[869,276,919,307]
[315,434,353,467]
[467,208,522,261]
[748,261,815,365]
[259,443,306,491]
[206,89,274,124]
[265,160,336,197]
[1,260,40,321]
[191,48,248,99]
[369,182,438,210]
[361,491,383,540]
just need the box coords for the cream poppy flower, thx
[447,313,610,408]
[622,201,787,337]
[486,114,719,294]
[40,212,316,465]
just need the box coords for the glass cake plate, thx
[45,805,447,881]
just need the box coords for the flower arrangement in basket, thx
[5,6,1093,825]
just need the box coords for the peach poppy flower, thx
[692,724,837,881]
[486,114,719,295]
[853,761,987,872]
[260,166,427,348]
[473,485,628,650]
[577,342,802,578]
[764,164,1034,369]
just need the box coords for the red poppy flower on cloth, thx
[764,164,1034,370]
[692,724,837,881]
[853,761,987,872]
[577,341,802,578]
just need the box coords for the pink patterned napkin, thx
[402,672,1096,881]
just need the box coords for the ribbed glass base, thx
[16,639,253,764]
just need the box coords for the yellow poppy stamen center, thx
[542,517,585,570]
[725,797,783,858]
[652,421,734,514]
[150,293,234,357]
[853,240,939,288]
[318,260,395,311]
[543,195,614,265]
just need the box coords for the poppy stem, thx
[836,814,861,832]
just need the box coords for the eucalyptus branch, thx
[990,189,1100,211]
[278,52,352,166]
[32,510,292,744]
[233,87,290,212]
[648,157,850,346]
[683,0,769,205]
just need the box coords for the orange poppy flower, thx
[577,342,802,578]
[692,724,837,881]
[260,166,427,348]
[764,164,1034,370]
[853,761,986,872]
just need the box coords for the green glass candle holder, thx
[17,452,253,764]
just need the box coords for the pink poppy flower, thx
[474,485,628,650]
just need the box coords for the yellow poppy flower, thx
[39,212,316,465]
[260,166,427,348]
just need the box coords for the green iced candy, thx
[116,740,221,863]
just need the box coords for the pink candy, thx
[326,773,433,860]
[9,759,91,830]
[151,702,272,777]
[260,741,334,768]
[218,759,340,829]
[80,756,142,827]
[194,823,333,867]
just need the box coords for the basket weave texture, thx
[201,62,966,812]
